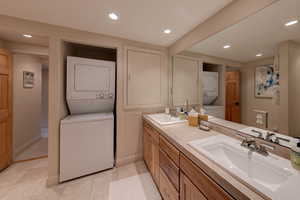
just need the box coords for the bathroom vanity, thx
[143,114,300,200]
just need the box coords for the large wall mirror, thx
[171,0,300,142]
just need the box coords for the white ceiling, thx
[0,0,233,46]
[189,0,300,63]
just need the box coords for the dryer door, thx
[67,56,115,100]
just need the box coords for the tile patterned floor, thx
[0,158,161,200]
[15,138,48,162]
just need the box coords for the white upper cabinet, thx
[125,47,167,108]
[172,56,202,106]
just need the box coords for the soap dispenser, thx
[291,138,300,170]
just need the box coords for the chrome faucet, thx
[169,107,177,117]
[265,132,275,142]
[251,129,263,139]
[184,99,189,113]
[240,137,269,156]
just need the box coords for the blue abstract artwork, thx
[255,65,279,98]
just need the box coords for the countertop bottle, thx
[291,139,300,170]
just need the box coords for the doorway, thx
[225,70,241,123]
[13,54,49,162]
[0,30,49,168]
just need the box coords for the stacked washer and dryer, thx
[60,56,115,182]
[202,71,225,119]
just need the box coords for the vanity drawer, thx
[144,122,159,143]
[160,149,180,191]
[180,154,234,200]
[159,168,179,200]
[160,136,180,166]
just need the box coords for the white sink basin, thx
[147,113,186,125]
[189,135,300,199]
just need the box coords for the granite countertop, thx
[143,114,266,200]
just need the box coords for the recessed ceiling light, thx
[285,20,298,26]
[108,12,119,20]
[23,34,32,38]
[256,53,263,57]
[163,29,172,34]
[223,45,231,49]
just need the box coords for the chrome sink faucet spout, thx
[240,137,269,156]
[266,132,275,142]
[184,99,189,113]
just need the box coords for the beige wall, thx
[288,42,300,137]
[240,58,281,132]
[12,54,42,156]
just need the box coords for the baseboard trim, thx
[14,155,48,163]
[14,135,41,158]
[46,175,59,187]
[116,153,143,167]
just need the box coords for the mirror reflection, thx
[172,0,300,140]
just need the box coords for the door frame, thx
[0,49,13,171]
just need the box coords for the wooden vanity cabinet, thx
[143,121,236,200]
[143,122,160,185]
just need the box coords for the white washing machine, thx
[60,113,114,182]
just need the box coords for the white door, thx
[172,56,201,106]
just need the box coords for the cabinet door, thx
[160,168,179,200]
[173,56,200,106]
[143,129,152,171]
[152,141,160,186]
[180,173,207,200]
[127,49,162,107]
[180,154,234,200]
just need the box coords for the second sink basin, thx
[189,135,298,199]
[147,113,186,125]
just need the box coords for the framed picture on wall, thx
[23,71,34,88]
[255,65,279,98]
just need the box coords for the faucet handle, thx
[274,136,290,144]
[265,132,275,142]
